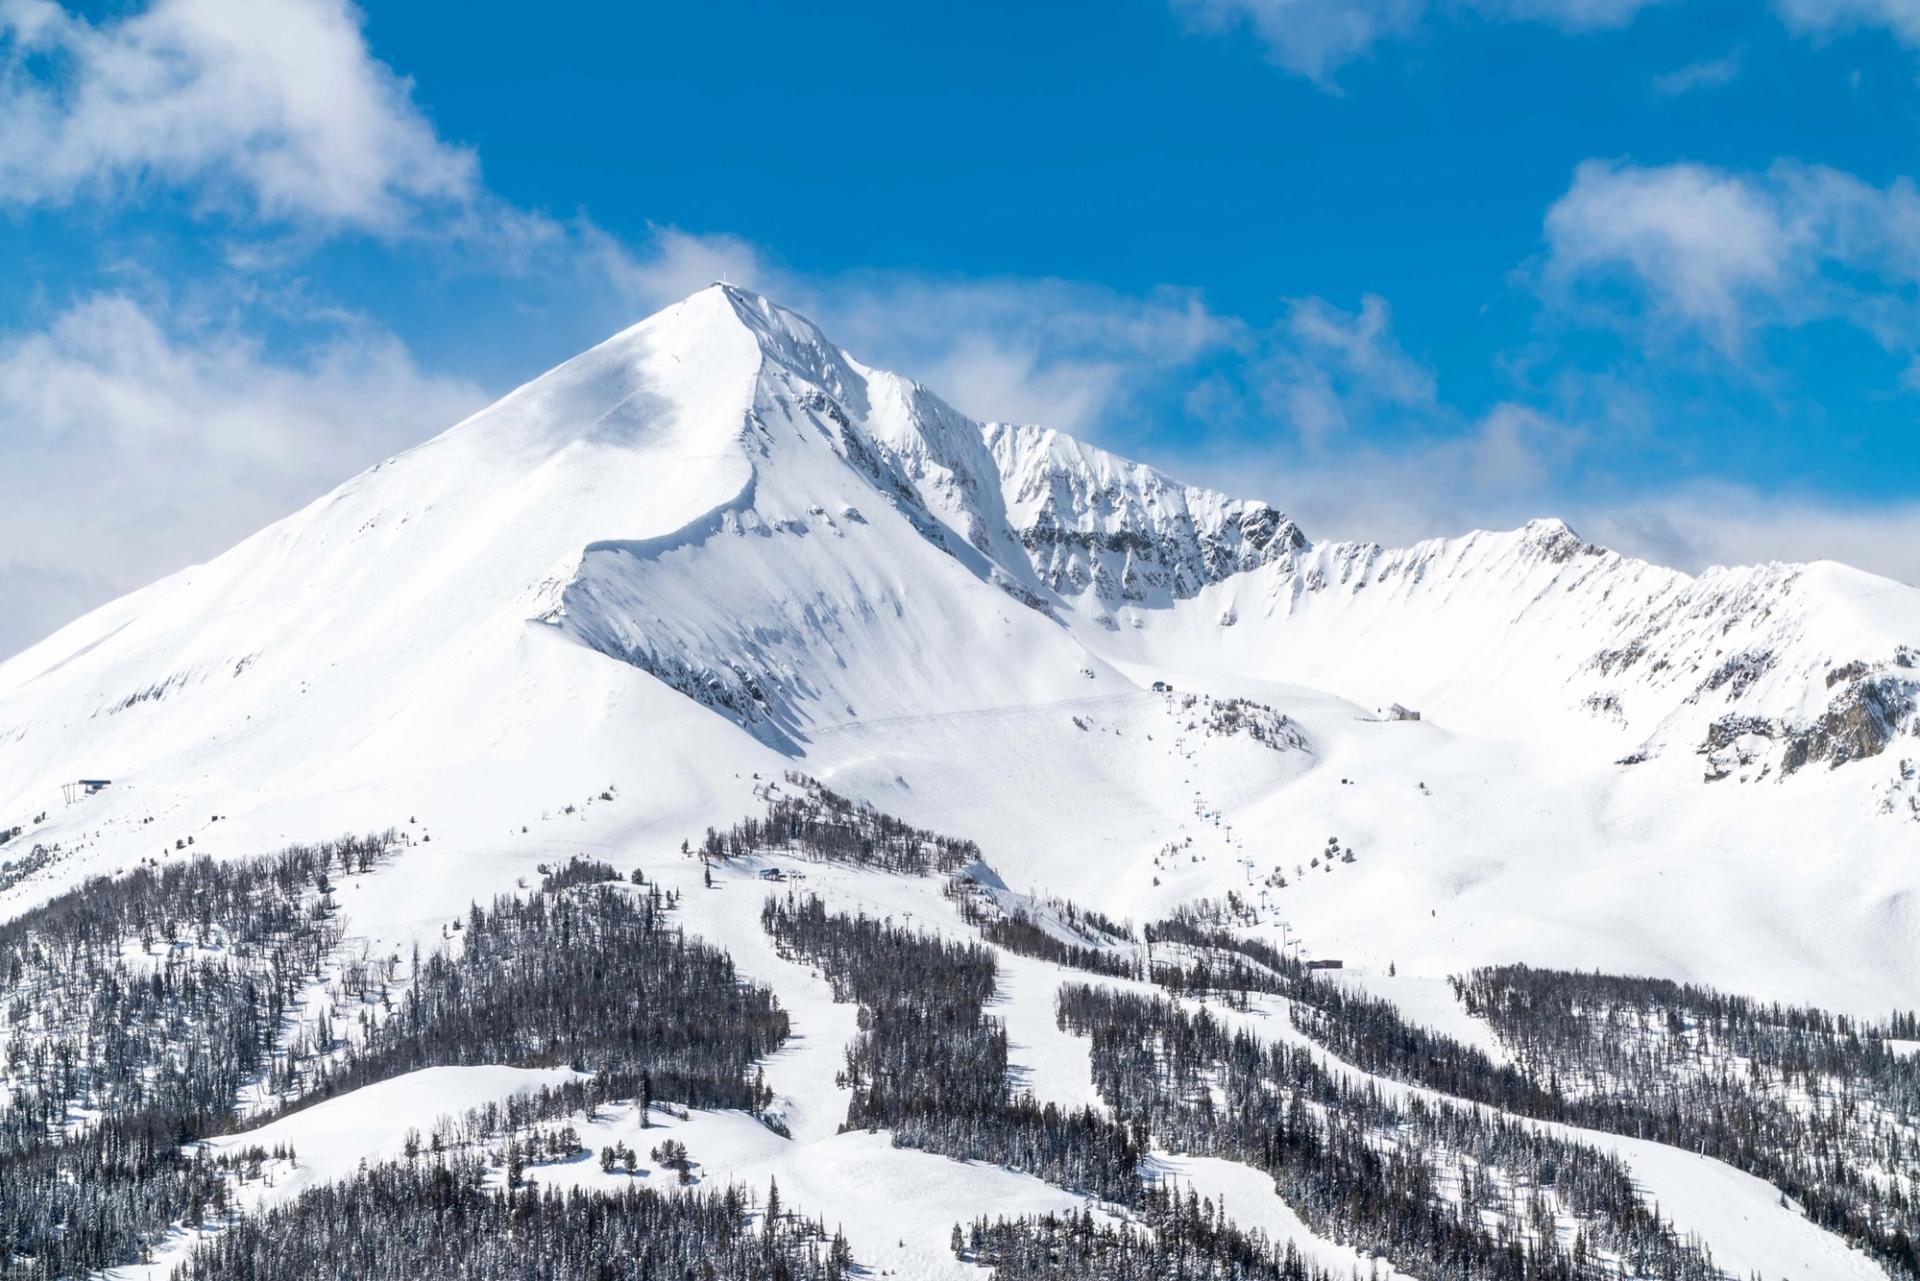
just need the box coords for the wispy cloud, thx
[1228,454,1920,588]
[1469,0,1666,27]
[1166,0,1664,83]
[1137,285,1920,589]
[588,224,773,308]
[1583,487,1920,584]
[1542,160,1801,349]
[0,293,485,656]
[1168,408,1920,588]
[1652,49,1742,93]
[1263,294,1435,445]
[1540,158,1920,356]
[1168,0,1426,84]
[0,0,551,249]
[1170,396,1586,545]
[1168,0,1919,84]
[824,276,1231,436]
[1773,0,1920,44]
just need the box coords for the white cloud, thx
[1169,0,1426,83]
[1292,295,1434,404]
[1132,291,1600,546]
[1169,0,1920,83]
[1652,49,1742,94]
[1470,0,1664,27]
[1544,160,1796,346]
[0,0,512,237]
[1466,402,1585,491]
[595,240,1443,480]
[0,294,484,656]
[1774,0,1920,43]
[1174,398,1582,543]
[590,224,774,310]
[824,275,1231,434]
[1167,0,1665,82]
[1541,158,1920,354]
[1585,489,1920,584]
[1244,293,1436,446]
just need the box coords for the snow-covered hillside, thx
[2,284,1916,1003]
[1,284,1916,1279]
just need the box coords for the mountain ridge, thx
[5,281,1917,795]
[1,282,1916,1021]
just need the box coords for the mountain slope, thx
[0,283,1915,1021]
[3,284,1918,1281]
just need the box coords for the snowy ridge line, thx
[573,465,762,571]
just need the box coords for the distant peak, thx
[668,282,832,357]
[1517,516,1601,563]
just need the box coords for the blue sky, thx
[2,0,1919,654]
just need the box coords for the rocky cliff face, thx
[983,423,1306,609]
[1702,657,1919,782]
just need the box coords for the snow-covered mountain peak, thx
[1513,515,1599,560]
[11,293,1920,1281]
[0,283,1918,1089]
[433,284,766,461]
[405,283,874,477]
[712,284,874,412]
[1,284,1917,920]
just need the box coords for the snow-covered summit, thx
[0,285,1911,763]
[1,284,1918,1017]
[3,284,1914,771]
